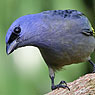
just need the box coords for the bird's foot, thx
[92,64,95,73]
[88,60,95,73]
[92,66,95,73]
[51,81,70,91]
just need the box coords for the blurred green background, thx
[0,0,95,95]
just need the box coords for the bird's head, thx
[6,10,95,55]
[5,14,42,55]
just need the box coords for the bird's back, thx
[38,10,95,70]
[5,9,95,70]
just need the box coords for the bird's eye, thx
[14,26,21,34]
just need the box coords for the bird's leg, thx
[49,67,55,90]
[49,67,70,90]
[88,60,95,73]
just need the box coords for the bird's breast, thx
[39,33,95,70]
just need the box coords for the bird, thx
[5,9,95,90]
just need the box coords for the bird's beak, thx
[6,40,18,55]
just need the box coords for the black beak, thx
[6,40,18,55]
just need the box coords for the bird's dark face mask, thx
[6,26,21,54]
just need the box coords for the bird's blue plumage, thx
[5,9,95,68]
[5,9,95,90]
[6,10,85,44]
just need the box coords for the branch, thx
[46,73,95,95]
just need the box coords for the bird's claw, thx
[92,69,95,73]
[88,60,95,73]
[51,81,70,91]
[92,64,95,73]
[59,80,67,85]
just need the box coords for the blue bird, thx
[5,10,95,90]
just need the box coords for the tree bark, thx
[46,73,95,95]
